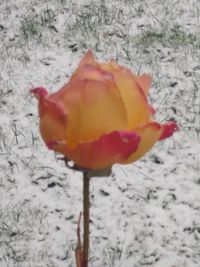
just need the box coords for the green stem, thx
[83,172,90,267]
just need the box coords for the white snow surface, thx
[1,0,200,266]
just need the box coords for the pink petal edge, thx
[159,121,178,140]
[47,140,59,150]
[45,130,141,169]
[31,87,48,100]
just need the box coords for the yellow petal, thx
[80,59,152,128]
[51,79,128,148]
[100,61,119,72]
[100,62,152,96]
[123,122,162,164]
[111,67,150,129]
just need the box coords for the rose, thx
[31,50,178,170]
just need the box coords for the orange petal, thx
[70,50,97,82]
[47,130,141,170]
[110,67,150,129]
[79,49,96,68]
[39,97,68,145]
[123,121,178,164]
[50,79,128,148]
[99,60,120,72]
[123,122,162,163]
[134,74,152,96]
[70,65,114,85]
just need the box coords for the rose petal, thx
[47,140,59,150]
[123,121,178,164]
[70,49,97,82]
[134,74,155,116]
[70,64,114,85]
[123,122,163,163]
[79,49,96,67]
[159,121,178,140]
[100,60,120,72]
[110,68,151,129]
[50,79,128,148]
[99,61,151,130]
[31,87,48,100]
[134,74,152,96]
[39,97,68,144]
[70,55,152,131]
[48,130,141,169]
[149,105,156,116]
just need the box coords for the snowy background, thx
[1,0,200,266]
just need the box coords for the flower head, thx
[32,50,178,170]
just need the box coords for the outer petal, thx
[99,62,151,96]
[101,63,151,129]
[133,74,155,115]
[31,87,48,100]
[31,87,68,146]
[123,122,162,163]
[159,121,178,140]
[70,64,114,85]
[70,50,97,81]
[123,121,178,164]
[49,79,128,148]
[39,97,68,145]
[133,74,152,96]
[79,49,96,68]
[70,56,121,102]
[47,130,141,170]
[113,69,151,129]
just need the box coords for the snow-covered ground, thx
[1,0,200,266]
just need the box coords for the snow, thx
[1,0,200,266]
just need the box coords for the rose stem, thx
[83,171,90,267]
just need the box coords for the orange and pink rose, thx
[32,50,178,170]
